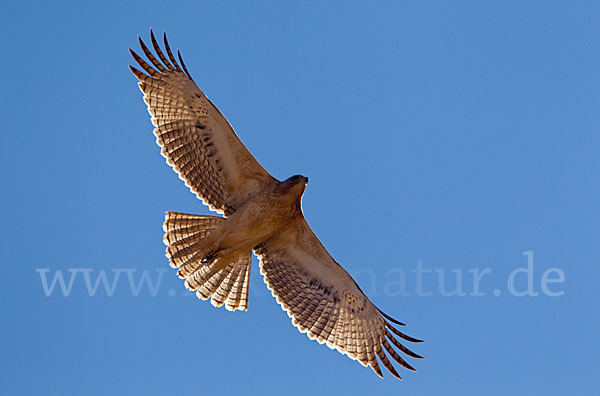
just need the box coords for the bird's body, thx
[130,30,422,379]
[220,175,307,250]
[191,175,307,276]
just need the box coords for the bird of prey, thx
[129,30,423,379]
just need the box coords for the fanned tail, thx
[163,211,251,311]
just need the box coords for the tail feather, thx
[163,212,222,238]
[184,261,220,289]
[196,269,230,299]
[166,232,205,256]
[226,260,251,311]
[211,263,242,307]
[163,211,252,311]
[163,211,222,268]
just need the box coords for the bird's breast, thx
[220,187,300,250]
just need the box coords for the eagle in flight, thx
[129,30,422,379]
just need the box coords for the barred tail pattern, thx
[163,211,251,311]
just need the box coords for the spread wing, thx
[254,217,423,379]
[129,30,275,216]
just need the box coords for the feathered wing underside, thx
[129,30,275,216]
[163,212,251,311]
[254,218,423,379]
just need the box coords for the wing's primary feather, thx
[129,29,275,216]
[255,217,423,378]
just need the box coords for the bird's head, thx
[279,174,309,197]
[288,174,309,185]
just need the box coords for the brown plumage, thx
[130,29,422,379]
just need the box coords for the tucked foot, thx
[202,250,219,263]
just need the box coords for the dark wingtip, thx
[150,29,158,45]
[389,369,403,380]
[385,328,424,361]
[378,308,406,326]
[373,365,384,379]
[402,334,424,343]
[405,347,424,359]
[376,347,403,380]
[385,322,423,344]
[162,31,182,71]
[128,65,147,81]
[177,49,193,80]
[149,29,173,71]
[403,361,417,372]
[137,32,167,72]
[136,36,146,52]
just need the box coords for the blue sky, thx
[2,1,598,395]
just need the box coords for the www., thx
[36,269,166,297]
